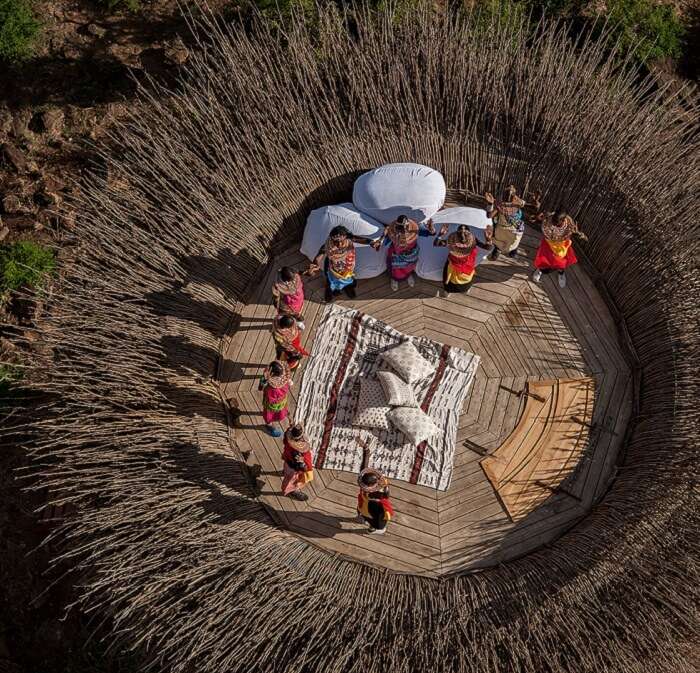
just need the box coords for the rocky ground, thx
[0,0,697,671]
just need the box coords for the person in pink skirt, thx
[281,422,314,501]
[272,266,306,329]
[259,360,292,437]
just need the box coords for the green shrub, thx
[0,241,56,295]
[0,0,39,62]
[601,0,685,64]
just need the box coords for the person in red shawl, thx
[433,223,493,297]
[272,266,306,330]
[532,210,587,288]
[271,315,309,371]
[259,360,292,437]
[281,422,314,501]
[355,440,393,534]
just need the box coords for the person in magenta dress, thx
[280,422,314,501]
[532,210,587,288]
[272,266,305,330]
[259,360,292,437]
[371,215,435,291]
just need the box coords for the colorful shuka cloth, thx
[281,430,314,495]
[325,237,356,291]
[534,215,579,271]
[384,219,433,280]
[492,201,525,253]
[272,272,304,318]
[261,362,291,424]
[444,230,479,288]
[272,316,309,369]
[357,489,394,529]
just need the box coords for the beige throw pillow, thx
[353,376,391,430]
[387,406,440,444]
[377,370,417,407]
[381,340,435,384]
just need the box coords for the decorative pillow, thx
[377,370,417,407]
[353,377,390,430]
[387,406,440,444]
[381,340,435,384]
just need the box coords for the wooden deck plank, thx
[220,243,633,577]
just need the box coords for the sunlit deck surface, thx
[220,224,632,577]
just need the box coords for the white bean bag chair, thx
[300,203,386,279]
[415,207,492,281]
[352,163,446,225]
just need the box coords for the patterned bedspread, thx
[295,304,479,490]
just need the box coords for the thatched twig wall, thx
[11,4,699,673]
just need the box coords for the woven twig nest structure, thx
[23,5,698,673]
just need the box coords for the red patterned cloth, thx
[534,238,578,271]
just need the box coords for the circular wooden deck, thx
[220,224,633,576]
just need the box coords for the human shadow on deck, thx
[144,246,265,341]
[167,441,363,537]
[166,441,271,526]
[144,245,273,427]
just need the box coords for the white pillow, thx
[387,406,440,444]
[353,376,390,430]
[380,341,435,384]
[377,370,417,407]
[352,163,446,225]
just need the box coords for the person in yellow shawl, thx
[433,223,493,297]
[485,186,541,260]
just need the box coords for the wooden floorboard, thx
[220,234,632,576]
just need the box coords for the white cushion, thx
[300,203,386,279]
[353,376,390,430]
[380,341,435,384]
[415,207,492,281]
[387,406,440,444]
[352,163,446,225]
[377,370,417,407]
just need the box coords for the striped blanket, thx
[295,305,479,490]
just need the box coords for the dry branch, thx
[10,4,699,673]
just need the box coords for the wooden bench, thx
[480,378,595,522]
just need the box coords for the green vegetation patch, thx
[0,241,56,296]
[604,0,685,64]
[0,0,40,62]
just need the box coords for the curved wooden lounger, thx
[480,378,595,522]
